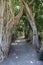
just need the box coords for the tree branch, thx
[14,0,24,20]
[29,0,34,5]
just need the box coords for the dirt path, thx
[0,36,43,65]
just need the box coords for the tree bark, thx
[0,0,6,62]
[22,0,40,49]
[0,0,12,62]
[0,0,24,62]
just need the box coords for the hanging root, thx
[0,47,5,63]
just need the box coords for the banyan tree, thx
[0,0,43,62]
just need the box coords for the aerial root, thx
[0,48,5,63]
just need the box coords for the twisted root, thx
[0,47,5,63]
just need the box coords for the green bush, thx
[38,50,43,60]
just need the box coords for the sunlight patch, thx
[30,61,34,64]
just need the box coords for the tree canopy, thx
[10,0,43,40]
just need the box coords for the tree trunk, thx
[22,0,40,49]
[0,0,6,62]
[0,0,12,62]
[0,0,24,62]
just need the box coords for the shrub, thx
[38,50,43,60]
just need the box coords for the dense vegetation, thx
[10,0,43,41]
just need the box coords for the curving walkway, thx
[0,36,43,65]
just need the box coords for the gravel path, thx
[0,36,43,65]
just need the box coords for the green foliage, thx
[38,50,43,60]
[10,0,43,40]
[16,19,24,32]
[23,16,30,38]
[11,0,20,15]
[33,0,43,29]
